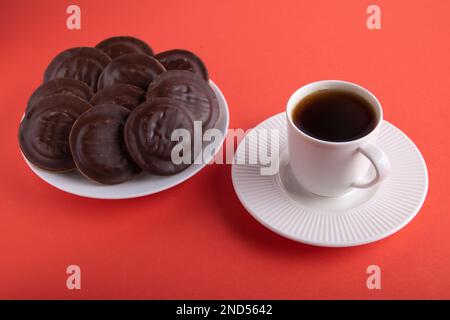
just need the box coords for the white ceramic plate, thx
[22,80,229,199]
[232,113,428,247]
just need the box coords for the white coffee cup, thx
[286,80,391,197]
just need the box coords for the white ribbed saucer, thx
[232,113,428,247]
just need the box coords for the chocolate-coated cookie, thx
[147,70,219,130]
[44,47,112,91]
[26,78,94,114]
[19,95,92,172]
[155,49,208,80]
[124,99,195,175]
[97,54,165,91]
[95,36,153,59]
[70,104,141,184]
[90,84,145,110]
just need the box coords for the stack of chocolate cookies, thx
[19,36,219,185]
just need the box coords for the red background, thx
[0,0,449,299]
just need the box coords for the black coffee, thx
[292,89,377,142]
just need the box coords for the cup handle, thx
[351,143,391,189]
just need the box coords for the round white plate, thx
[22,80,229,199]
[232,113,428,247]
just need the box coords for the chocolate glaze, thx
[19,94,92,172]
[95,36,153,59]
[27,78,94,114]
[124,98,195,175]
[90,84,145,110]
[70,104,141,184]
[155,49,209,80]
[147,70,219,130]
[97,53,166,91]
[44,47,111,91]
